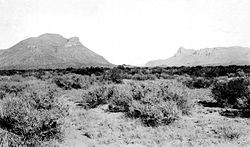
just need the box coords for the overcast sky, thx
[1,0,250,65]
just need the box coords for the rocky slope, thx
[0,33,112,69]
[145,46,250,67]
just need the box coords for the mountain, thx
[145,46,250,67]
[0,33,112,69]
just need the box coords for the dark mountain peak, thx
[0,33,112,69]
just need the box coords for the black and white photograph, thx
[0,0,250,146]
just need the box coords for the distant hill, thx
[145,46,250,67]
[0,33,112,69]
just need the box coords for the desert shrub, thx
[131,74,141,80]
[108,84,133,112]
[52,74,91,90]
[193,77,212,88]
[159,73,172,79]
[212,77,250,108]
[122,73,132,79]
[109,80,191,127]
[23,81,61,110]
[216,124,243,141]
[80,85,114,109]
[131,74,157,81]
[236,69,246,77]
[129,99,180,126]
[163,80,192,115]
[183,77,212,89]
[0,80,67,146]
[6,75,24,82]
[0,81,28,99]
[102,68,123,84]
[79,79,191,126]
[110,68,123,84]
[0,76,11,81]
[176,75,193,87]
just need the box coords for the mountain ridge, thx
[145,46,250,67]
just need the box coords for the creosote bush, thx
[110,81,191,126]
[80,85,113,109]
[0,79,67,146]
[212,77,250,109]
[81,80,192,127]
[131,74,157,81]
[52,74,92,90]
[0,81,28,99]
[215,123,243,141]
[182,77,212,89]
[102,68,123,84]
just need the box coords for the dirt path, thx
[59,94,91,147]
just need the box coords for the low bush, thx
[127,94,181,126]
[216,123,243,141]
[131,74,157,81]
[80,85,112,109]
[109,80,191,127]
[102,68,123,84]
[212,77,250,109]
[159,73,172,79]
[183,77,212,89]
[0,80,67,146]
[108,84,133,112]
[52,74,91,90]
[0,81,28,99]
[79,80,191,127]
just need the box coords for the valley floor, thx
[60,87,250,147]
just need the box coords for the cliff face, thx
[0,33,112,69]
[145,46,250,67]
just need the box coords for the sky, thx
[1,0,250,65]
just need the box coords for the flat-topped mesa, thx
[65,37,82,47]
[145,46,250,67]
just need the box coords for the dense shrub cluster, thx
[183,77,213,89]
[130,74,157,81]
[80,85,114,109]
[81,80,191,127]
[212,77,250,109]
[52,74,92,90]
[0,79,67,146]
[111,81,191,126]
[107,68,123,84]
[0,81,28,99]
[1,65,249,82]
